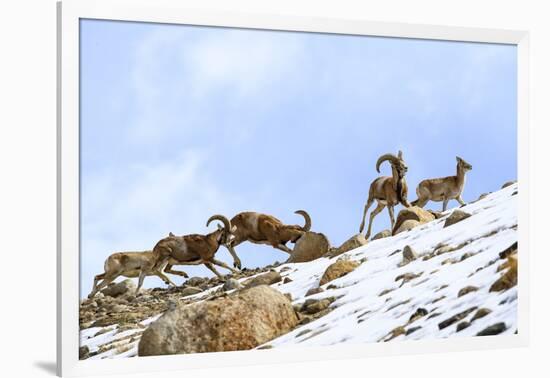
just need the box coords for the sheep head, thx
[456,156,473,171]
[376,151,408,178]
[206,214,236,247]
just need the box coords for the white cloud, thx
[128,27,305,143]
[184,29,303,99]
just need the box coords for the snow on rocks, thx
[261,183,518,348]
[79,183,519,358]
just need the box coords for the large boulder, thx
[325,234,367,258]
[287,231,331,263]
[319,258,360,286]
[101,279,136,298]
[392,206,435,235]
[138,285,298,356]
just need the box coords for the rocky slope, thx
[79,183,518,359]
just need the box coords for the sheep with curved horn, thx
[359,151,411,239]
[87,214,237,298]
[224,210,312,268]
[156,214,239,282]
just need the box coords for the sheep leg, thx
[387,206,395,231]
[204,262,224,279]
[211,258,239,274]
[91,272,105,293]
[457,196,466,207]
[442,199,449,212]
[155,271,177,287]
[365,202,385,239]
[164,264,189,278]
[88,273,119,298]
[226,245,242,269]
[135,271,146,295]
[359,198,374,233]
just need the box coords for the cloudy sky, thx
[79,19,517,297]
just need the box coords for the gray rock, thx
[499,242,518,259]
[300,297,335,314]
[443,210,472,228]
[394,220,421,235]
[222,278,244,292]
[408,307,428,323]
[457,286,479,297]
[180,286,203,297]
[305,287,324,297]
[471,308,492,322]
[295,329,312,338]
[319,259,360,286]
[257,344,273,350]
[406,326,421,335]
[456,321,471,332]
[477,193,490,201]
[372,230,391,240]
[438,307,478,330]
[402,245,417,263]
[326,234,367,258]
[501,180,517,189]
[243,271,282,288]
[476,322,507,336]
[185,277,207,287]
[101,279,136,298]
[79,346,89,360]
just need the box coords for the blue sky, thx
[79,19,517,297]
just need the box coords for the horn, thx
[206,214,232,232]
[294,210,311,232]
[375,153,399,173]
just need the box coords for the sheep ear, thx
[456,156,461,163]
[398,150,403,159]
[217,224,223,230]
[169,232,175,237]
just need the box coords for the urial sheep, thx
[359,151,411,239]
[412,156,472,211]
[224,210,312,268]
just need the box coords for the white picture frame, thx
[57,0,530,376]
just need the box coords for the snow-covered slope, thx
[264,183,518,347]
[80,183,518,358]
